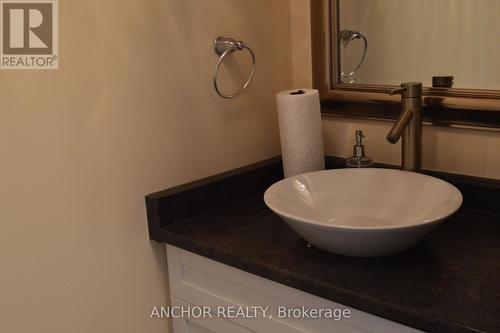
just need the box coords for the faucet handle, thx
[388,82,423,98]
[388,87,407,96]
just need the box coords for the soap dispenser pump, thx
[346,130,374,168]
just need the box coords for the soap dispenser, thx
[346,130,373,168]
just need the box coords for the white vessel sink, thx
[264,168,462,257]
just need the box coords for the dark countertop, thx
[146,157,500,333]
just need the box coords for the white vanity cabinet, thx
[166,245,424,333]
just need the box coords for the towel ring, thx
[339,30,368,84]
[213,36,256,99]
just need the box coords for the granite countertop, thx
[146,157,500,333]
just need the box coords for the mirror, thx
[338,0,500,90]
[311,0,500,127]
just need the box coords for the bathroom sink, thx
[264,168,462,257]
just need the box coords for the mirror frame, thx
[311,0,500,130]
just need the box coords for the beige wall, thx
[293,0,500,180]
[323,118,500,179]
[0,1,291,332]
[290,0,312,88]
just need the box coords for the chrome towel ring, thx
[339,29,368,84]
[213,36,256,99]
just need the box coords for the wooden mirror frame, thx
[311,0,500,130]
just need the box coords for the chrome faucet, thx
[386,82,423,172]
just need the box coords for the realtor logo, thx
[1,0,58,69]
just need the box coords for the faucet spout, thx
[386,82,423,172]
[387,108,413,144]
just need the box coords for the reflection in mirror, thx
[338,0,500,89]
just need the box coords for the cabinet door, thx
[171,296,255,333]
[167,245,424,333]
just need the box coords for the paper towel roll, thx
[276,89,325,178]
